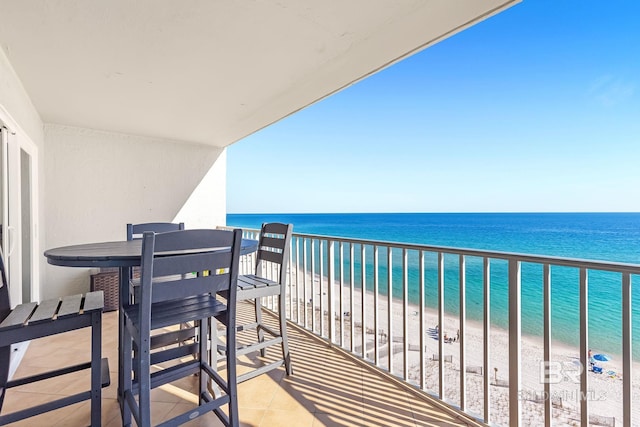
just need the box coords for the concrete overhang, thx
[0,0,519,147]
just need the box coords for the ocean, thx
[227,212,640,359]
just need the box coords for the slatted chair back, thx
[137,228,242,323]
[126,222,184,241]
[254,223,292,286]
[126,222,185,282]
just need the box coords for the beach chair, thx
[592,365,603,374]
[0,248,109,426]
[127,222,193,352]
[217,223,293,383]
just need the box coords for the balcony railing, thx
[224,226,638,427]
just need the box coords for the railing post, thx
[580,268,588,426]
[622,273,632,427]
[311,239,316,333]
[508,259,521,427]
[361,244,366,359]
[459,254,466,411]
[438,252,445,398]
[328,239,335,345]
[319,240,325,337]
[350,243,355,353]
[543,264,551,427]
[295,237,300,323]
[419,251,426,390]
[403,248,409,380]
[303,238,308,329]
[388,247,393,372]
[339,242,345,348]
[483,257,491,423]
[374,245,380,365]
[289,240,294,321]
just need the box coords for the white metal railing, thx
[224,226,638,427]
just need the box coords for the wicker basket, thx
[90,270,119,311]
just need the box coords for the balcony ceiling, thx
[0,0,518,147]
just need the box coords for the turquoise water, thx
[227,213,640,359]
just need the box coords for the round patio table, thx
[45,238,258,268]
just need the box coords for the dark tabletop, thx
[44,238,259,268]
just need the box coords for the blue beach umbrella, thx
[592,353,610,362]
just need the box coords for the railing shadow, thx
[226,301,474,427]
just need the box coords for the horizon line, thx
[227,211,640,215]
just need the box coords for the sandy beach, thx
[283,269,640,427]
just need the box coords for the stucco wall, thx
[43,124,227,299]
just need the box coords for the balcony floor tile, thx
[2,304,478,426]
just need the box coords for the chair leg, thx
[226,321,239,427]
[0,345,9,412]
[208,317,223,398]
[198,319,208,403]
[138,334,152,427]
[118,267,130,427]
[254,298,266,357]
[90,311,102,427]
[278,293,293,375]
[121,323,133,427]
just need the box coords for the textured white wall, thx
[43,124,227,299]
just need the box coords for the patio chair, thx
[126,222,185,241]
[0,248,109,426]
[127,222,193,352]
[120,229,242,427]
[217,223,293,383]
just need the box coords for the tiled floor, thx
[2,303,480,426]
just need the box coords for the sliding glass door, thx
[0,121,39,306]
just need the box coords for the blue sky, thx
[227,1,639,213]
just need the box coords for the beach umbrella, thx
[592,353,610,362]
